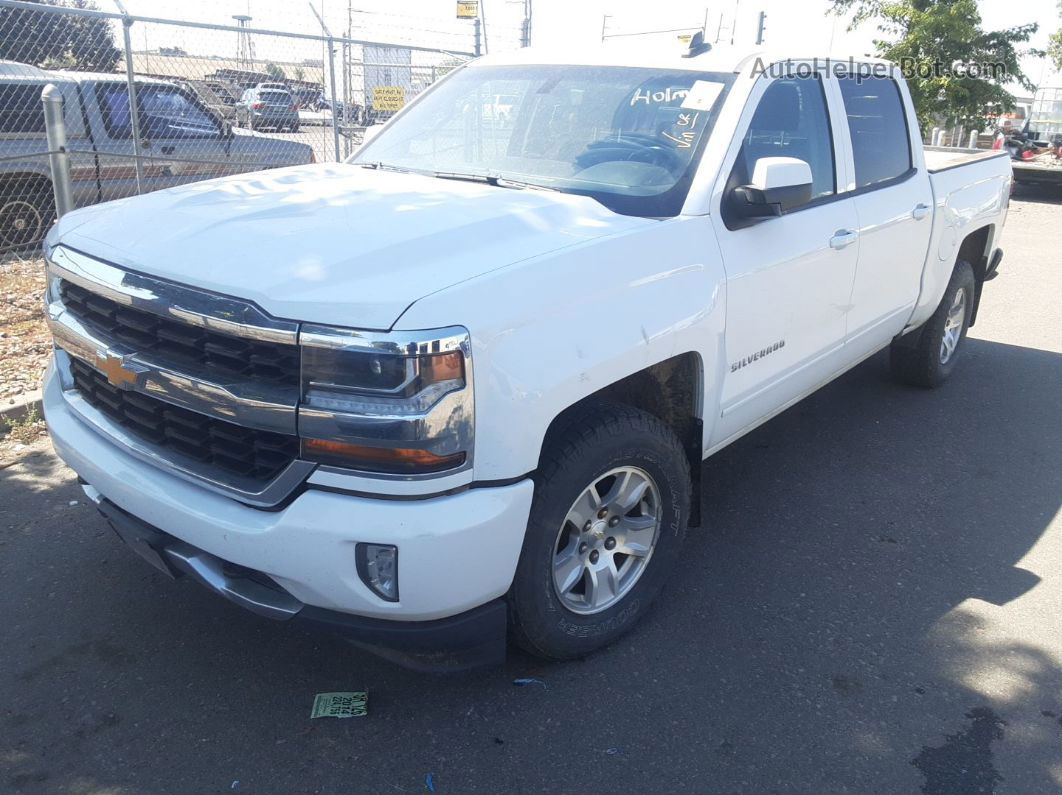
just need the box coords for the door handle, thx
[829,229,858,250]
[912,203,931,220]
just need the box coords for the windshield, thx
[352,64,734,217]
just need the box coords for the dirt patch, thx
[0,252,50,465]
[0,252,49,404]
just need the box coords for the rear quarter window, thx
[837,75,912,188]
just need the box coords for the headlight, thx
[298,324,473,476]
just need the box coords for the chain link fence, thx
[0,0,472,253]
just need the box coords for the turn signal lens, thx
[302,438,466,474]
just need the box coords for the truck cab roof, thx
[472,45,896,74]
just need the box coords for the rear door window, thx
[96,83,219,139]
[96,83,132,138]
[836,75,912,188]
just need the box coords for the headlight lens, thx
[302,345,464,415]
[299,324,473,475]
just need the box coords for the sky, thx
[110,0,1061,93]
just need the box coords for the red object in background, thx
[992,133,1003,150]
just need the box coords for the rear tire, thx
[508,402,691,660]
[890,260,976,388]
[0,186,54,251]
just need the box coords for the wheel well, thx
[539,352,703,526]
[957,225,992,327]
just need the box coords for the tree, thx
[293,66,305,81]
[0,0,121,71]
[264,62,285,80]
[830,0,1038,130]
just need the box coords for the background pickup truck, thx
[0,60,313,250]
[41,45,1010,670]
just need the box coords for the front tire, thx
[890,260,976,388]
[509,402,691,659]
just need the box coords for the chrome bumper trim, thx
[47,299,297,435]
[48,245,298,345]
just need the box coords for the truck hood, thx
[53,163,652,329]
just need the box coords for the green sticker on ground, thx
[310,691,368,718]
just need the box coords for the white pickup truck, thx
[42,45,1010,669]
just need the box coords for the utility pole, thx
[730,0,740,46]
[520,0,532,47]
[479,0,489,54]
[755,11,766,45]
[474,17,482,56]
[600,14,609,42]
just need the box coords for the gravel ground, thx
[0,187,1059,794]
[0,253,48,403]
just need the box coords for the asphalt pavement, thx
[1,187,1060,794]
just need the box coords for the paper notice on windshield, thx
[681,80,724,112]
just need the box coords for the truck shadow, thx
[0,337,1059,792]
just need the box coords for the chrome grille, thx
[47,246,312,505]
[60,279,300,387]
[70,357,299,482]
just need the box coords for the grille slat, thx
[70,359,298,483]
[60,280,300,387]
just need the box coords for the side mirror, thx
[731,157,813,219]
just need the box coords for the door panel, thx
[711,200,860,443]
[847,174,933,346]
[710,74,859,446]
[835,74,934,348]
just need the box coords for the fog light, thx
[356,543,398,602]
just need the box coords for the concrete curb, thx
[0,389,43,431]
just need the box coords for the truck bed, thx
[923,146,1008,173]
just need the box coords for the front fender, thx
[396,215,726,481]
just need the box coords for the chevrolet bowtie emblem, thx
[94,352,140,388]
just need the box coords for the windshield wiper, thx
[433,170,494,184]
[360,161,416,173]
[433,171,562,192]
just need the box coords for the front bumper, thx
[94,494,508,670]
[43,361,534,665]
[251,111,299,124]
